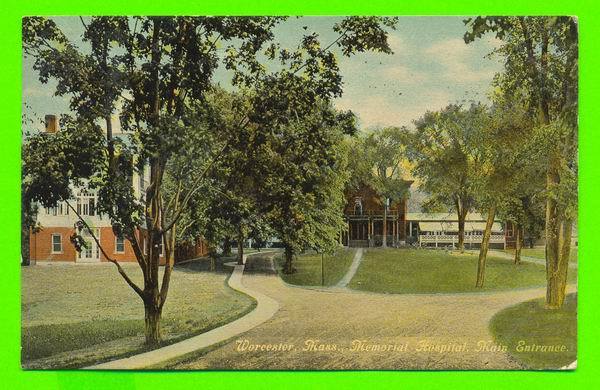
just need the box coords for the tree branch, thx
[65,200,144,299]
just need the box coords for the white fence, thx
[419,234,505,248]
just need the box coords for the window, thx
[51,234,62,253]
[76,190,97,216]
[89,198,95,216]
[353,198,363,215]
[505,223,514,237]
[46,203,67,216]
[115,236,125,253]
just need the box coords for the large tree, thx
[257,102,354,274]
[465,16,578,308]
[409,104,484,252]
[23,16,284,345]
[222,16,399,273]
[471,97,541,287]
[23,16,399,344]
[351,127,411,247]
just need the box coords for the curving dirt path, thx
[336,248,364,288]
[174,271,576,370]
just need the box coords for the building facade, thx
[28,114,177,264]
[406,212,507,249]
[342,185,409,247]
[29,182,158,264]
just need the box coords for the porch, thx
[343,210,407,248]
[419,232,506,249]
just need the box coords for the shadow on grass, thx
[22,319,144,362]
[489,293,577,369]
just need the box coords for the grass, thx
[21,319,143,362]
[21,261,255,369]
[490,293,577,369]
[503,247,578,263]
[278,248,356,286]
[349,248,577,294]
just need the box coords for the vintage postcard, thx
[21,16,577,370]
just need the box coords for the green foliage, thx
[256,102,352,256]
[22,117,105,208]
[408,104,484,217]
[482,95,546,236]
[22,16,400,334]
[464,17,578,125]
[464,16,578,223]
[363,127,411,200]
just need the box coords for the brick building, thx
[27,115,208,264]
[342,184,410,247]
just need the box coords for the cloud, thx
[22,86,52,98]
[387,34,408,54]
[485,35,504,50]
[424,38,497,83]
[382,65,427,84]
[335,89,453,129]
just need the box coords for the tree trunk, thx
[457,218,465,252]
[475,205,496,288]
[222,237,232,256]
[283,245,294,274]
[455,196,467,253]
[143,294,162,347]
[382,199,388,248]
[237,228,244,265]
[545,156,571,309]
[514,224,522,265]
[21,226,31,266]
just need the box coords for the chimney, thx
[44,114,58,133]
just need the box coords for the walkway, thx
[174,273,576,370]
[336,248,364,288]
[489,250,578,269]
[86,260,280,370]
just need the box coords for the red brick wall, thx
[29,227,77,262]
[29,226,160,263]
[98,227,137,262]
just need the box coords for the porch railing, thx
[346,209,402,217]
[419,234,505,246]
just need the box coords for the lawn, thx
[503,247,578,263]
[278,248,356,286]
[21,260,255,369]
[490,293,577,369]
[348,248,577,294]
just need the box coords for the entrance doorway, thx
[77,229,100,262]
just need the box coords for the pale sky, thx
[22,16,502,132]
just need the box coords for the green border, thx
[2,0,598,388]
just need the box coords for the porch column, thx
[347,220,351,246]
[393,218,397,245]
